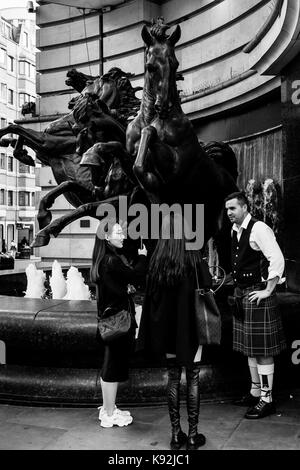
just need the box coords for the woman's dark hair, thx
[90,217,117,284]
[90,234,106,284]
[149,213,210,287]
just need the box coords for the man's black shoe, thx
[234,393,260,407]
[245,399,276,419]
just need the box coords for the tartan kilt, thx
[233,285,286,357]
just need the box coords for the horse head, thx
[142,18,181,119]
[72,93,110,127]
[65,68,95,93]
[99,67,141,125]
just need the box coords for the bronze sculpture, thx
[0,68,141,245]
[0,20,238,268]
[80,19,238,267]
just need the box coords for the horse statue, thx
[82,18,238,269]
[0,67,141,241]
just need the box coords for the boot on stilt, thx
[186,364,206,450]
[167,363,187,450]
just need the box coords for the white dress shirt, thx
[232,213,285,283]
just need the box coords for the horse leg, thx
[13,136,35,166]
[32,197,121,247]
[85,141,136,184]
[37,181,95,229]
[0,124,46,150]
[133,126,161,194]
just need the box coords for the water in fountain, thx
[63,266,91,300]
[24,263,46,298]
[50,260,67,299]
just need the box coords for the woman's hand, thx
[138,244,147,256]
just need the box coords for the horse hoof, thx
[31,233,50,248]
[37,210,52,229]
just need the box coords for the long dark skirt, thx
[101,325,136,382]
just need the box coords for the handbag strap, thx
[209,265,226,293]
[192,255,201,291]
[192,256,226,294]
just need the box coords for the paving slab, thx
[6,406,95,430]
[0,398,299,450]
[0,421,67,450]
[224,419,300,450]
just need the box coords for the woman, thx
[137,213,212,449]
[91,218,147,428]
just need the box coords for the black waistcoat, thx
[231,217,269,287]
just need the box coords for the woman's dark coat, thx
[97,242,147,317]
[136,261,212,367]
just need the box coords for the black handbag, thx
[98,307,132,344]
[194,261,223,345]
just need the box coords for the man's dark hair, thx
[224,191,250,211]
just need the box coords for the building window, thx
[7,191,13,206]
[80,219,90,228]
[31,192,35,206]
[8,89,14,105]
[19,191,30,206]
[18,162,30,173]
[1,118,7,129]
[24,32,29,48]
[7,156,13,172]
[8,56,14,72]
[6,25,12,40]
[0,83,6,101]
[0,49,6,66]
[0,189,5,205]
[19,92,30,107]
[0,153,5,170]
[19,61,31,76]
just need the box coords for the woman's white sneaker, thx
[100,409,133,428]
[98,406,131,421]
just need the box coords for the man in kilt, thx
[225,191,286,419]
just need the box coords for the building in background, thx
[0,3,38,256]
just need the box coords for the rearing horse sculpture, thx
[0,68,140,238]
[125,19,238,254]
[80,19,237,268]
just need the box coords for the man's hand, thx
[248,289,271,306]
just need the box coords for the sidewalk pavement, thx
[0,392,299,450]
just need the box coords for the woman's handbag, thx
[98,307,132,344]
[194,262,225,345]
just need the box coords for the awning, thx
[38,0,125,9]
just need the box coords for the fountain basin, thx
[0,278,299,405]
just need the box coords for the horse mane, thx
[68,67,141,126]
[104,67,141,125]
[203,141,238,182]
[72,93,109,125]
[149,17,170,42]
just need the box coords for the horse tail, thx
[202,140,238,183]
